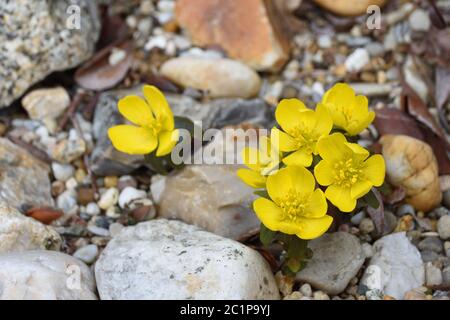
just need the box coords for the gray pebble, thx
[73,244,99,264]
[418,237,443,253]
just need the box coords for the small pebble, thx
[425,262,443,286]
[359,218,375,234]
[56,189,77,213]
[396,204,415,217]
[98,188,119,210]
[345,48,370,73]
[73,244,98,264]
[109,222,124,238]
[104,176,118,188]
[65,177,78,190]
[87,225,110,237]
[437,215,450,240]
[86,202,100,216]
[299,283,312,297]
[118,187,147,209]
[313,291,330,300]
[418,237,443,253]
[362,243,374,259]
[409,8,431,32]
[51,162,74,182]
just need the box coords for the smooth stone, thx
[87,225,110,238]
[73,244,99,264]
[0,138,53,210]
[160,57,261,98]
[425,262,443,286]
[21,87,70,123]
[98,188,119,210]
[0,202,61,253]
[51,162,75,182]
[86,202,101,216]
[418,237,443,253]
[90,86,273,176]
[345,48,370,73]
[409,8,431,32]
[437,215,450,240]
[360,232,424,299]
[118,187,147,209]
[295,232,365,295]
[56,189,77,214]
[0,0,99,108]
[421,250,439,263]
[443,266,450,285]
[0,250,96,299]
[95,219,279,300]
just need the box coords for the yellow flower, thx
[108,85,179,156]
[314,133,385,212]
[237,135,281,188]
[253,166,333,240]
[320,83,375,136]
[272,99,332,167]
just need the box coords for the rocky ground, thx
[0,0,449,300]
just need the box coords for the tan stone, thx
[175,0,290,71]
[380,135,442,212]
[314,0,386,17]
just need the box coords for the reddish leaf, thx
[75,41,133,91]
[97,9,128,50]
[435,67,450,131]
[26,207,63,225]
[427,0,447,29]
[140,73,181,94]
[366,189,385,235]
[383,186,406,205]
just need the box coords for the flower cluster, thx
[238,83,385,242]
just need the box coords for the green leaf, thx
[259,223,276,246]
[145,153,169,175]
[254,189,269,199]
[286,235,308,258]
[363,189,380,209]
[286,257,302,273]
[378,181,392,196]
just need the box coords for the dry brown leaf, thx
[75,41,133,91]
[25,207,63,225]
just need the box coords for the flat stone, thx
[0,0,99,108]
[0,202,61,253]
[0,250,96,299]
[437,215,450,240]
[160,57,261,98]
[0,138,53,210]
[295,232,365,295]
[175,0,290,71]
[360,232,424,299]
[95,219,279,300]
[418,237,443,253]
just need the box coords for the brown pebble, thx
[104,176,118,188]
[131,205,156,222]
[51,180,65,197]
[77,187,96,205]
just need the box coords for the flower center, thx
[288,127,317,153]
[333,158,363,187]
[277,189,308,222]
[146,119,163,136]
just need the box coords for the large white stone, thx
[360,232,424,299]
[0,202,61,253]
[95,219,279,300]
[0,250,97,299]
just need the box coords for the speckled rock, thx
[0,250,96,299]
[360,232,424,299]
[295,232,365,295]
[0,138,53,210]
[95,219,279,300]
[0,0,100,108]
[90,86,273,176]
[0,202,61,253]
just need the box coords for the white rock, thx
[73,244,99,264]
[109,222,124,238]
[437,215,450,240]
[65,177,78,190]
[118,187,147,209]
[86,202,100,216]
[160,57,261,98]
[98,188,119,210]
[425,262,443,286]
[317,34,332,48]
[299,283,312,297]
[345,48,370,73]
[51,162,74,182]
[360,232,424,299]
[409,9,431,32]
[21,87,70,122]
[0,250,96,299]
[95,219,279,300]
[0,202,61,253]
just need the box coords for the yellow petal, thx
[237,169,267,188]
[347,111,375,136]
[314,160,334,186]
[118,95,154,126]
[142,85,174,131]
[304,189,328,218]
[323,83,355,106]
[275,98,307,133]
[271,127,297,152]
[253,198,284,231]
[345,142,370,161]
[296,215,333,240]
[362,154,385,187]
[350,180,373,199]
[314,103,333,136]
[108,125,157,155]
[289,166,316,195]
[282,149,313,167]
[325,185,356,212]
[266,167,294,203]
[317,133,351,161]
[156,129,179,157]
